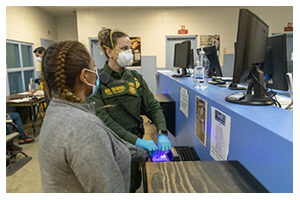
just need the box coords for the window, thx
[6,40,35,95]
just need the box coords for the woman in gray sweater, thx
[39,41,147,193]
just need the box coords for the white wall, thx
[6,6,58,71]
[56,16,78,41]
[75,6,293,68]
[6,6,293,69]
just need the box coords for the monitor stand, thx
[172,74,190,77]
[228,83,247,90]
[226,66,274,106]
[226,93,274,105]
[172,68,190,77]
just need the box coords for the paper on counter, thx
[9,98,31,103]
[210,107,231,161]
[195,96,207,147]
[180,87,189,118]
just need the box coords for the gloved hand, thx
[157,135,171,152]
[135,138,158,152]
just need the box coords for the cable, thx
[250,71,281,108]
[250,70,280,107]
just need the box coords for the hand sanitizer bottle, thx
[194,46,210,90]
[193,55,203,89]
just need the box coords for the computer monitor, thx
[189,48,194,69]
[173,40,191,77]
[197,45,223,77]
[173,42,181,67]
[226,9,273,105]
[263,34,288,91]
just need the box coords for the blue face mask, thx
[85,68,100,98]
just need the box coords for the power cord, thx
[250,71,281,108]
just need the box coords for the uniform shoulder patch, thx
[128,82,137,94]
[134,77,140,88]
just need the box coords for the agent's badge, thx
[128,82,136,94]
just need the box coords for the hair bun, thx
[98,28,112,44]
[98,28,112,53]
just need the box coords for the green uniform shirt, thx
[87,62,167,144]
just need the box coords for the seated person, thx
[6,112,34,146]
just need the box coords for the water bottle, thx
[194,46,210,90]
[28,78,34,91]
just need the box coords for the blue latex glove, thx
[135,138,158,152]
[157,135,171,152]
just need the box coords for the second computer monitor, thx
[197,45,222,77]
[173,40,191,77]
[263,34,288,91]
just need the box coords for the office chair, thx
[6,119,32,177]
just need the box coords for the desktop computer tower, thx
[153,94,176,136]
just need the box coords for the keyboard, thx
[174,146,201,161]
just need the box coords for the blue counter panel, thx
[157,70,293,193]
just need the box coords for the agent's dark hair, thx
[33,47,46,54]
[98,28,128,58]
[41,41,90,103]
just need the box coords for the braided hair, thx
[41,41,91,103]
[98,28,128,58]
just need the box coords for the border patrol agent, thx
[87,29,171,192]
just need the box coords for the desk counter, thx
[156,70,293,193]
[143,161,268,193]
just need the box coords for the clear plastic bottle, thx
[201,54,210,90]
[193,55,203,89]
[28,78,34,91]
[194,46,210,90]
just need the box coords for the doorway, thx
[90,38,107,70]
[40,38,54,49]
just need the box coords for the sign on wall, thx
[130,37,141,67]
[200,35,220,52]
[178,25,188,34]
[284,22,293,32]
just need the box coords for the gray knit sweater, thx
[38,97,146,193]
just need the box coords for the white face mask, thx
[85,68,100,98]
[116,49,133,68]
[36,57,42,62]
